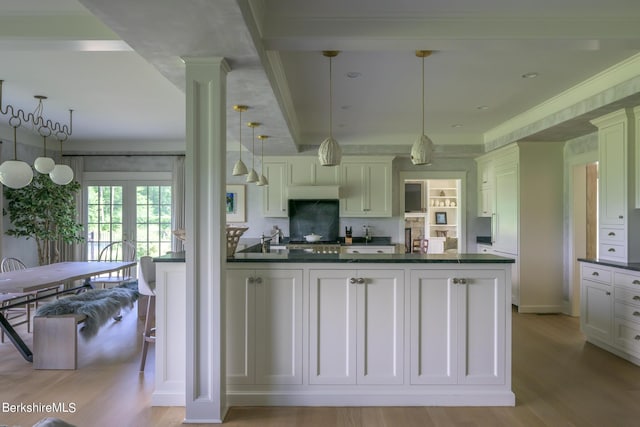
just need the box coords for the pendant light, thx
[232,105,249,176]
[257,135,269,186]
[246,122,260,183]
[34,128,55,174]
[49,135,74,185]
[318,50,342,166]
[0,118,33,189]
[410,50,435,166]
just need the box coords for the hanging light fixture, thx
[0,80,73,187]
[232,105,249,176]
[34,127,55,174]
[318,50,342,166]
[410,50,435,166]
[257,135,269,186]
[246,122,260,183]
[0,117,33,189]
[49,133,74,185]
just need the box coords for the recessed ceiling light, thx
[341,105,351,110]
[451,124,463,128]
[346,71,361,78]
[477,105,489,110]
[521,72,539,79]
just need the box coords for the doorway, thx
[570,162,598,316]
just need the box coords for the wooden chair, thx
[138,256,156,371]
[91,241,137,289]
[1,257,62,309]
[412,238,429,254]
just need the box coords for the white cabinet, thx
[341,245,395,254]
[410,269,507,385]
[308,268,404,385]
[581,276,613,345]
[288,156,340,186]
[590,108,640,263]
[476,157,494,217]
[493,162,518,254]
[262,161,288,217]
[340,158,393,217]
[226,268,303,385]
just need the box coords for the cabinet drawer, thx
[599,243,627,261]
[582,265,612,284]
[600,227,625,243]
[613,271,640,289]
[615,301,640,323]
[614,286,640,306]
[614,319,640,357]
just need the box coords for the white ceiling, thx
[1,0,640,157]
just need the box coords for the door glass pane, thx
[87,185,124,261]
[136,185,172,258]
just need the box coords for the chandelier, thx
[0,80,74,188]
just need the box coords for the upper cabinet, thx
[262,156,393,218]
[340,158,393,217]
[591,108,640,263]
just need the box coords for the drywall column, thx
[183,57,230,423]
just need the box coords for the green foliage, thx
[4,172,84,265]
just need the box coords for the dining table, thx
[0,261,137,362]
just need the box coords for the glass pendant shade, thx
[318,136,342,166]
[34,156,56,174]
[0,160,34,189]
[410,134,434,165]
[49,164,74,185]
[232,159,248,176]
[246,168,259,183]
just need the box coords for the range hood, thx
[287,185,340,200]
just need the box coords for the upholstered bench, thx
[33,282,138,369]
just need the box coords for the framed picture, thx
[435,211,447,225]
[226,184,246,222]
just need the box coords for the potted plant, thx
[3,172,84,265]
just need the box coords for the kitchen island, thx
[153,248,515,407]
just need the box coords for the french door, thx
[85,172,172,259]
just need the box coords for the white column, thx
[183,57,230,423]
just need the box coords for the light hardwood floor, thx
[2,306,640,427]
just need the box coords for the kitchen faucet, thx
[363,225,371,242]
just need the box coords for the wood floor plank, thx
[2,307,640,426]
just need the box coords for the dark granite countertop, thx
[578,257,640,272]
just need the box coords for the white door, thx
[309,269,357,384]
[457,270,506,385]
[410,269,458,384]
[494,165,518,254]
[254,269,303,385]
[581,279,613,344]
[356,269,404,385]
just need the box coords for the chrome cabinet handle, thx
[452,278,467,285]
[633,280,640,285]
[606,291,611,295]
[633,296,640,301]
[377,250,383,254]
[248,277,254,284]
[453,278,459,284]
[619,215,624,219]
[633,311,640,317]
[608,232,616,236]
[357,278,365,284]
[635,335,640,341]
[592,272,599,276]
[349,278,357,284]
[254,277,262,285]
[352,250,360,254]
[608,248,616,252]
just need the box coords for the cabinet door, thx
[263,161,288,217]
[343,246,395,254]
[598,120,626,226]
[494,164,518,253]
[478,186,494,217]
[340,164,366,217]
[581,279,613,344]
[356,270,404,384]
[410,269,458,384]
[340,163,391,217]
[226,270,255,385]
[457,270,506,385]
[254,269,303,385]
[309,269,357,384]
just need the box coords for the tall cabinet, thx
[475,142,564,312]
[590,108,640,263]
